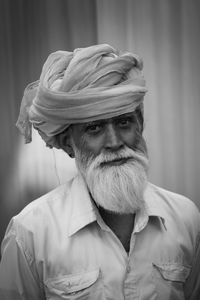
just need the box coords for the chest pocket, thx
[152,262,191,300]
[44,269,104,300]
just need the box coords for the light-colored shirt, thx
[0,175,200,300]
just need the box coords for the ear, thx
[56,129,75,158]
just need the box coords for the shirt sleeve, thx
[184,219,200,299]
[0,220,45,300]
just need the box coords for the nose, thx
[104,124,124,151]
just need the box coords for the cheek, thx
[83,139,104,157]
[122,129,143,150]
[75,135,104,160]
[78,133,105,157]
[122,130,137,146]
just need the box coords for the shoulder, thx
[147,183,200,242]
[149,183,200,217]
[6,178,74,239]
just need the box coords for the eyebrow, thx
[78,112,137,132]
[87,112,135,124]
[84,120,106,127]
[113,113,135,120]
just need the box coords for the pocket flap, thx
[45,269,100,294]
[153,263,191,283]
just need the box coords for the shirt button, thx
[65,282,71,288]
[127,265,131,273]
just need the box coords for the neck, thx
[98,206,135,252]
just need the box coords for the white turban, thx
[16,44,147,148]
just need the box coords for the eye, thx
[85,123,103,135]
[117,118,131,128]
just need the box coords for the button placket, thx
[126,265,131,273]
[128,233,136,257]
[124,233,135,276]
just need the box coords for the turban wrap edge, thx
[16,44,147,148]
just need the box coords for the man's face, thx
[69,111,149,214]
[70,111,145,160]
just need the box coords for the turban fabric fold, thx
[16,44,147,148]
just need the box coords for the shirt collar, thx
[68,174,107,236]
[143,183,167,230]
[68,176,167,236]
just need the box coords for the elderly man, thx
[0,44,200,300]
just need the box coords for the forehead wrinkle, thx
[74,111,137,130]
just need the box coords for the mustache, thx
[89,147,148,169]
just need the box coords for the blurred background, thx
[1,0,200,244]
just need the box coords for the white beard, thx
[74,146,149,214]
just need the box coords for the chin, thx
[85,159,148,214]
[74,145,149,214]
